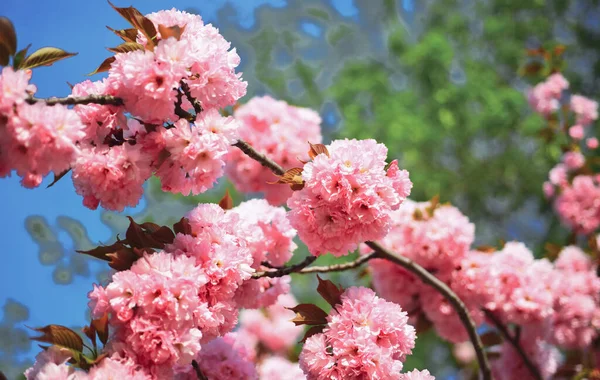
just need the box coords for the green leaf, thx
[20,47,77,69]
[0,17,17,55]
[12,43,30,69]
[107,42,144,54]
[88,56,115,75]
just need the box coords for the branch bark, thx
[483,309,542,380]
[252,256,316,278]
[191,359,208,380]
[27,95,124,106]
[232,139,285,176]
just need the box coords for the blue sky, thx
[0,0,366,365]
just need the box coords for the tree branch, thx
[232,139,285,176]
[174,86,195,122]
[364,241,492,380]
[181,81,203,115]
[483,309,542,380]
[26,95,124,106]
[191,360,208,380]
[252,256,316,278]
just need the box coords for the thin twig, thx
[27,95,124,106]
[233,139,285,176]
[174,87,195,122]
[191,360,208,380]
[181,81,203,115]
[252,256,316,278]
[365,241,492,380]
[483,309,542,380]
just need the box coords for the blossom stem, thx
[191,360,208,380]
[483,309,542,380]
[26,95,124,106]
[232,139,285,176]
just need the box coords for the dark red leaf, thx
[91,312,109,346]
[218,190,233,210]
[316,275,344,308]
[173,217,193,236]
[287,304,328,326]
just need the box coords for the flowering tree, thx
[1,4,599,380]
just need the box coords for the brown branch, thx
[27,95,124,106]
[181,81,203,115]
[233,139,285,176]
[293,252,376,274]
[252,256,316,278]
[483,309,542,380]
[174,86,195,122]
[233,138,492,380]
[364,241,492,380]
[191,360,208,380]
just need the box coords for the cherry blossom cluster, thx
[287,138,413,256]
[530,74,600,235]
[0,67,86,188]
[1,8,246,211]
[226,96,323,205]
[366,199,479,342]
[299,286,430,379]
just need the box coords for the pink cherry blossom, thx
[288,139,412,256]
[259,356,306,380]
[562,151,585,170]
[238,293,303,353]
[25,346,74,380]
[569,124,585,140]
[72,143,153,211]
[527,73,568,116]
[299,286,416,379]
[570,94,598,125]
[226,96,323,205]
[587,137,599,149]
[554,175,600,234]
[399,369,436,380]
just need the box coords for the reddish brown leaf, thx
[308,142,329,159]
[522,61,544,76]
[20,47,77,69]
[29,325,84,352]
[91,312,109,346]
[268,168,304,190]
[425,194,440,217]
[108,1,157,49]
[106,247,138,271]
[106,26,139,43]
[0,17,17,56]
[544,243,562,260]
[82,324,96,346]
[553,45,566,57]
[218,190,234,210]
[300,325,325,343]
[125,216,172,249]
[173,217,193,236]
[158,24,186,41]
[77,240,127,262]
[107,42,144,54]
[475,245,497,254]
[0,44,9,66]
[479,331,503,347]
[0,369,7,380]
[288,304,328,326]
[412,208,424,221]
[316,275,344,308]
[88,56,115,75]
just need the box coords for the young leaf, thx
[29,325,84,352]
[106,247,139,271]
[268,167,305,190]
[20,47,77,69]
[125,216,174,248]
[413,208,424,221]
[106,26,138,43]
[218,190,233,210]
[47,168,71,189]
[77,240,127,262]
[425,194,440,217]
[91,313,109,346]
[173,217,193,236]
[316,275,344,308]
[88,56,115,76]
[308,142,329,159]
[0,17,17,55]
[287,304,328,326]
[158,24,186,41]
[107,42,144,54]
[108,1,157,49]
[12,44,31,69]
[475,245,497,254]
